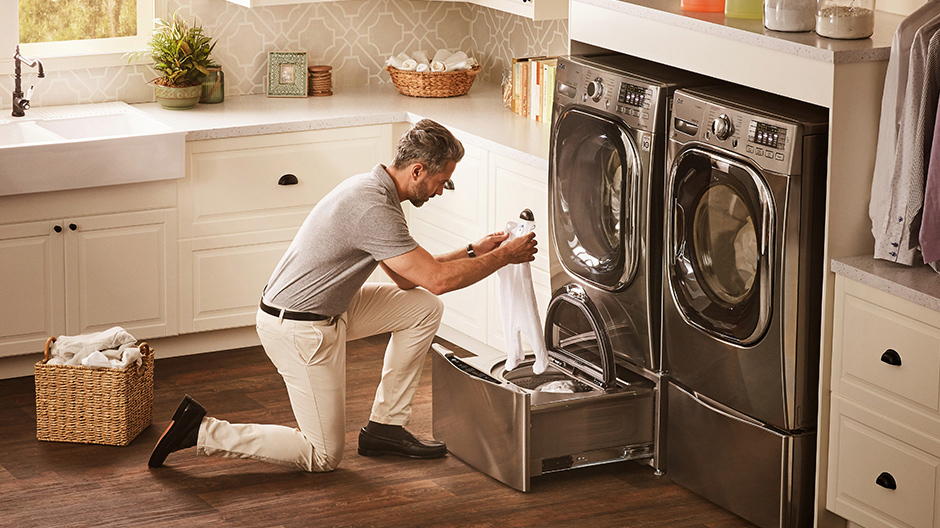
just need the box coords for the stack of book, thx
[510,56,557,123]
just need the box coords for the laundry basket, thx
[385,64,481,98]
[35,337,154,446]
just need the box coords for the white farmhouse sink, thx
[0,102,186,197]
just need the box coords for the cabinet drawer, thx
[183,125,393,237]
[834,276,940,437]
[828,395,940,528]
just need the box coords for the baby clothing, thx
[496,218,549,375]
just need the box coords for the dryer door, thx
[550,107,640,292]
[666,147,774,346]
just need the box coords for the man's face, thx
[410,160,457,207]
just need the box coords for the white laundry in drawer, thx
[835,278,940,427]
[828,395,940,528]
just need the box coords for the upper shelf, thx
[223,0,568,20]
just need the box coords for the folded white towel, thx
[81,351,112,369]
[416,63,429,72]
[386,55,404,69]
[443,51,470,71]
[431,49,452,63]
[412,50,429,68]
[400,59,417,71]
[430,61,446,72]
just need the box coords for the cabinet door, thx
[409,143,488,243]
[183,230,295,333]
[0,221,65,358]
[65,209,178,339]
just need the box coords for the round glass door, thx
[550,107,640,291]
[666,147,774,345]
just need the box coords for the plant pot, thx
[154,84,203,110]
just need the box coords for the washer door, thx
[544,284,615,387]
[666,147,774,346]
[550,107,640,291]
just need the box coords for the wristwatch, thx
[466,243,476,258]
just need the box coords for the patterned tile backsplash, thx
[1,0,567,109]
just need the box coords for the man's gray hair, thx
[391,119,465,176]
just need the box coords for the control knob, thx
[586,78,604,102]
[711,113,734,141]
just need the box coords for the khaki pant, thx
[196,283,444,472]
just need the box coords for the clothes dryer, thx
[663,84,828,528]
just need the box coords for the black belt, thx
[259,299,330,321]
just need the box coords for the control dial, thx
[711,113,734,141]
[586,78,604,102]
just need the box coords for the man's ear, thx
[411,163,424,180]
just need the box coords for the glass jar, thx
[764,0,816,31]
[726,0,762,20]
[815,0,875,39]
[200,67,224,104]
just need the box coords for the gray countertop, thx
[133,82,550,170]
[832,256,940,312]
[576,0,902,64]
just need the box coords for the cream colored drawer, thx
[833,276,940,438]
[828,395,940,528]
[181,125,393,238]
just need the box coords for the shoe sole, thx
[357,447,447,459]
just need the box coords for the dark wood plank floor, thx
[0,335,756,528]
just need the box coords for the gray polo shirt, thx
[262,164,419,315]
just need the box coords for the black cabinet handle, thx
[876,472,897,490]
[68,223,77,231]
[881,349,902,366]
[443,179,455,191]
[278,174,299,185]
[53,225,62,233]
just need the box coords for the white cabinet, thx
[178,125,393,333]
[828,275,940,528]
[456,0,568,20]
[0,204,178,358]
[409,142,550,355]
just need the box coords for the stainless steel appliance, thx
[664,84,828,528]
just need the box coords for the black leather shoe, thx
[358,426,447,459]
[148,395,206,468]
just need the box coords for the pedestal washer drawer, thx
[834,277,940,434]
[828,395,940,528]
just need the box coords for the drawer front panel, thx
[839,283,940,414]
[828,396,940,528]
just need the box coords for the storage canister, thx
[682,0,724,13]
[726,0,762,19]
[815,0,875,39]
[764,0,816,31]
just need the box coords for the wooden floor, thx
[0,335,756,528]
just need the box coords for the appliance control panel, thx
[554,57,662,133]
[670,90,804,175]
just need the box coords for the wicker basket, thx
[35,337,154,446]
[385,64,481,98]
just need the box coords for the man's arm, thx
[382,232,537,295]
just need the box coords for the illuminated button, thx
[775,152,784,161]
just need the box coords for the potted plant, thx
[129,13,217,110]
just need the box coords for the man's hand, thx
[500,231,537,264]
[471,231,510,256]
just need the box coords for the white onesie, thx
[496,217,549,374]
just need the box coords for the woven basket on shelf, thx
[35,337,154,446]
[385,64,481,98]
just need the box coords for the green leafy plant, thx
[128,13,217,88]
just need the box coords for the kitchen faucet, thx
[12,45,44,117]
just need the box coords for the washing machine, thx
[663,84,828,528]
[547,54,711,376]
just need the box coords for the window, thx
[3,0,159,70]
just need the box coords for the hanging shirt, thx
[496,218,549,375]
[871,6,940,264]
[919,90,940,263]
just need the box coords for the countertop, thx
[576,0,903,64]
[133,82,551,169]
[832,256,940,312]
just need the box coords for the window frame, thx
[1,0,163,71]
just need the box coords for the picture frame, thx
[267,51,307,97]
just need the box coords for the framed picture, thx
[267,51,307,97]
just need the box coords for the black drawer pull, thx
[876,472,897,490]
[443,179,455,191]
[881,349,902,366]
[53,225,62,233]
[68,223,77,231]
[278,174,299,185]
